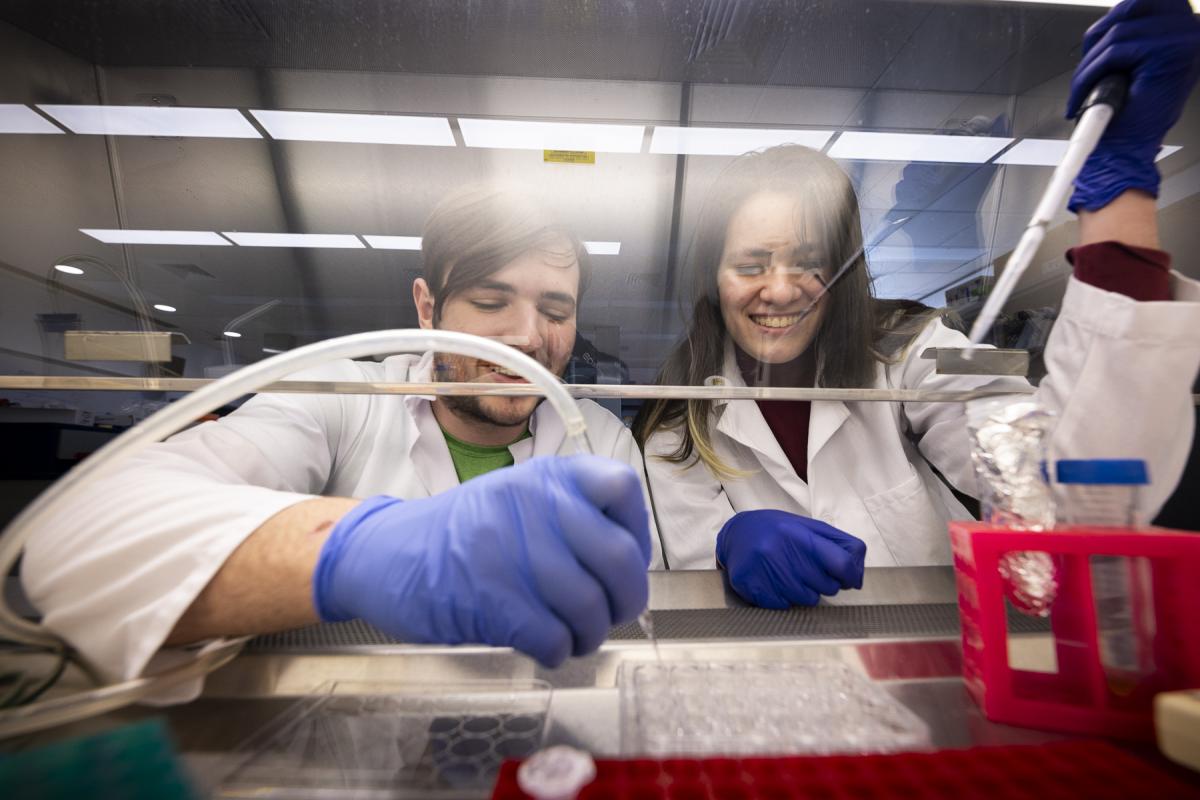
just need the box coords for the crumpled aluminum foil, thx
[967,398,1058,616]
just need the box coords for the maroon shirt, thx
[754,241,1172,483]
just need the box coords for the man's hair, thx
[421,186,591,323]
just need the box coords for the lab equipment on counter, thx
[218,680,551,798]
[966,398,1057,617]
[618,662,929,757]
[492,740,1199,800]
[1156,689,1200,773]
[517,746,597,800]
[951,520,1200,740]
[1057,459,1155,694]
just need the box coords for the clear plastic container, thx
[218,679,552,798]
[1055,459,1153,696]
[1056,459,1148,528]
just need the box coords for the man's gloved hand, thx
[1068,0,1200,212]
[313,455,652,668]
[715,510,866,609]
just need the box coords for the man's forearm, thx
[165,496,359,645]
[1078,189,1159,250]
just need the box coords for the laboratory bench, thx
[4,568,1192,798]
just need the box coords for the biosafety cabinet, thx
[0,1,1198,797]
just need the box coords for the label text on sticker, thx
[544,150,596,164]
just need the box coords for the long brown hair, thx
[633,145,935,477]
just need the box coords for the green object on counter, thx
[0,718,197,799]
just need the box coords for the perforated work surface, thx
[246,604,1049,652]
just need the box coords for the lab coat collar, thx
[713,337,850,470]
[402,351,456,495]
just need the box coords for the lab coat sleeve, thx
[898,273,1200,522]
[20,360,369,693]
[642,426,737,570]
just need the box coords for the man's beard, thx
[440,392,542,428]
[434,353,544,428]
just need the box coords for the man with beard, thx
[22,187,661,698]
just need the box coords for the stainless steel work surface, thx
[6,569,1065,798]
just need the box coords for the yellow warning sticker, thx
[543,150,596,164]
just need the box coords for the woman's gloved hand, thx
[715,510,867,609]
[1068,0,1200,212]
[312,455,652,668]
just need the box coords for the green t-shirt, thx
[441,427,532,483]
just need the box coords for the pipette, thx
[964,74,1129,356]
[638,610,662,662]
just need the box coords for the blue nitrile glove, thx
[313,455,652,668]
[716,510,866,609]
[1067,0,1200,212]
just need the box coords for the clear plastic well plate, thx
[619,661,930,757]
[218,679,550,798]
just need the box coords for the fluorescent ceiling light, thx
[54,264,84,275]
[363,235,423,250]
[0,104,63,134]
[828,132,1012,163]
[997,139,1183,166]
[222,232,364,248]
[262,347,286,354]
[249,110,454,146]
[994,138,1067,166]
[80,229,232,246]
[39,105,260,139]
[153,304,177,313]
[650,127,833,156]
[458,118,644,153]
[584,241,621,256]
[223,331,243,338]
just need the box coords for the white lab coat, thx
[21,352,663,694]
[645,274,1200,570]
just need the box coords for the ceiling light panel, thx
[458,118,644,153]
[363,235,423,250]
[0,104,62,134]
[249,110,455,146]
[80,229,232,246]
[222,232,364,248]
[828,132,1013,163]
[39,105,260,138]
[583,241,621,255]
[650,127,834,156]
[997,139,1183,166]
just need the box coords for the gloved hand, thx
[1067,0,1200,212]
[313,455,652,668]
[715,510,866,609]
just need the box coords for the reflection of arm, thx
[21,361,365,684]
[642,427,736,569]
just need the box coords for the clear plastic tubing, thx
[0,330,593,649]
[1056,458,1153,694]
